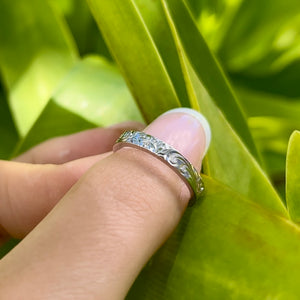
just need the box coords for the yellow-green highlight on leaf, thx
[188,0,243,52]
[161,0,260,163]
[0,0,77,136]
[128,176,300,299]
[189,62,286,216]
[161,0,287,216]
[248,117,299,157]
[14,56,143,155]
[219,0,300,73]
[86,0,181,123]
[286,131,300,222]
[133,0,190,107]
[52,56,143,127]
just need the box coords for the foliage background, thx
[1,0,300,298]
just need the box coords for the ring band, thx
[113,130,204,206]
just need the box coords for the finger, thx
[1,121,144,238]
[0,152,111,238]
[14,121,144,164]
[0,108,211,299]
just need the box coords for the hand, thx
[0,121,145,239]
[0,108,210,299]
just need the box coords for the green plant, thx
[1,0,300,298]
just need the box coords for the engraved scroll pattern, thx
[117,131,204,198]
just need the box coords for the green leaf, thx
[197,98,287,215]
[86,0,181,122]
[245,116,299,160]
[13,101,96,156]
[230,60,300,99]
[128,176,300,299]
[159,0,259,162]
[0,0,77,136]
[133,0,190,108]
[233,16,300,77]
[219,0,300,73]
[86,0,284,213]
[236,86,300,180]
[247,116,295,182]
[236,86,300,119]
[14,56,143,155]
[197,87,287,215]
[52,56,143,127]
[0,85,18,159]
[87,0,259,163]
[190,0,300,99]
[161,0,287,215]
[286,131,300,222]
[49,0,112,58]
[187,0,243,52]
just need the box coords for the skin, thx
[0,116,206,299]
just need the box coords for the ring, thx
[113,130,204,206]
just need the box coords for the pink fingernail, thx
[144,108,211,171]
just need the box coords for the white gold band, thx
[113,130,204,206]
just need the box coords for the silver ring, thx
[113,130,204,206]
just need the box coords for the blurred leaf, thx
[14,101,96,156]
[49,0,112,58]
[51,56,143,126]
[236,88,300,156]
[14,56,143,155]
[231,60,300,99]
[286,131,300,222]
[247,117,297,199]
[0,85,18,159]
[236,85,300,173]
[128,176,300,299]
[86,0,182,122]
[238,17,300,76]
[187,0,243,51]
[235,86,300,183]
[191,0,300,99]
[236,87,300,119]
[248,117,299,158]
[264,151,286,176]
[219,0,300,73]
[0,0,77,136]
[244,116,300,203]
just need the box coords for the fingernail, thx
[144,108,211,171]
